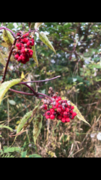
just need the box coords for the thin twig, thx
[21,75,61,84]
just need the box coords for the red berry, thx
[65,118,70,122]
[57,108,62,112]
[43,104,47,110]
[50,108,54,113]
[57,115,62,120]
[45,115,50,119]
[65,108,69,112]
[46,111,51,116]
[63,111,68,117]
[21,48,26,53]
[72,112,77,117]
[23,33,29,38]
[71,106,74,110]
[14,54,19,59]
[27,41,30,46]
[61,118,66,123]
[50,115,55,120]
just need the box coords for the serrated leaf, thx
[32,44,38,66]
[34,23,43,29]
[0,51,6,66]
[33,114,43,144]
[16,110,33,133]
[39,32,56,54]
[0,125,13,131]
[0,78,22,105]
[3,29,14,46]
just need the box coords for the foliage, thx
[0,22,101,157]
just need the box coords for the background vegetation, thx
[0,22,101,157]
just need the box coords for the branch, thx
[1,38,17,83]
[0,27,16,38]
[19,75,61,84]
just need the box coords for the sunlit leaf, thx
[0,125,13,131]
[34,23,43,29]
[0,78,22,105]
[70,101,91,126]
[32,44,38,66]
[3,29,14,46]
[39,32,56,54]
[62,97,91,126]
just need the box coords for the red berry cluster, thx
[41,88,77,123]
[13,32,34,64]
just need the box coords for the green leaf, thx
[32,44,38,66]
[0,78,22,105]
[16,110,33,133]
[21,151,27,157]
[33,114,43,144]
[39,32,56,54]
[3,147,21,153]
[3,29,14,46]
[29,154,41,158]
[0,125,13,131]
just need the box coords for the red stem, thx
[1,38,16,83]
[20,75,61,84]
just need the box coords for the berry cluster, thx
[13,32,34,64]
[41,87,77,123]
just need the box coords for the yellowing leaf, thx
[21,72,25,79]
[39,32,56,54]
[1,42,9,48]
[70,101,90,126]
[0,78,22,105]
[32,44,38,66]
[34,23,43,29]
[0,51,6,66]
[21,72,29,81]
[3,29,14,46]
[62,97,91,126]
